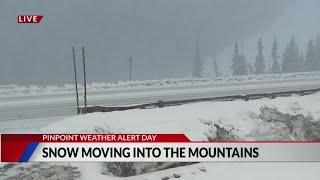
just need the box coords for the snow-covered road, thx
[1,77,320,123]
[1,86,320,179]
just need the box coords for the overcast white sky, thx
[0,0,303,84]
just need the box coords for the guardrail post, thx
[129,56,133,81]
[158,100,165,108]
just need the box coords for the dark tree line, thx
[231,34,320,76]
[192,34,320,78]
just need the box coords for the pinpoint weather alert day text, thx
[42,134,157,142]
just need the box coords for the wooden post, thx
[72,47,80,114]
[82,47,87,113]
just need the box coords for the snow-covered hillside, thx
[1,92,320,179]
[1,71,320,97]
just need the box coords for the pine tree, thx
[255,37,265,74]
[305,39,318,71]
[213,56,220,77]
[316,34,320,50]
[282,36,303,73]
[315,34,320,70]
[271,37,281,73]
[239,53,248,75]
[231,42,247,76]
[247,62,254,75]
[300,51,304,64]
[192,40,203,77]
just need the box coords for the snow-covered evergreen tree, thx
[213,57,220,77]
[255,37,265,74]
[282,36,303,73]
[305,39,318,71]
[231,42,247,76]
[300,51,304,65]
[315,34,320,69]
[271,37,281,73]
[239,53,248,75]
[247,62,254,75]
[192,40,203,77]
[316,34,320,50]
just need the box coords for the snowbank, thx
[2,93,320,179]
[38,92,320,179]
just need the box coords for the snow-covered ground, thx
[1,71,320,98]
[1,92,320,179]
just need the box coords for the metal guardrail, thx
[77,88,320,114]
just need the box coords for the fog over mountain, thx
[0,0,298,84]
[215,0,320,75]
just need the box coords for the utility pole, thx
[72,47,80,114]
[213,56,216,76]
[82,47,87,113]
[129,56,133,81]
